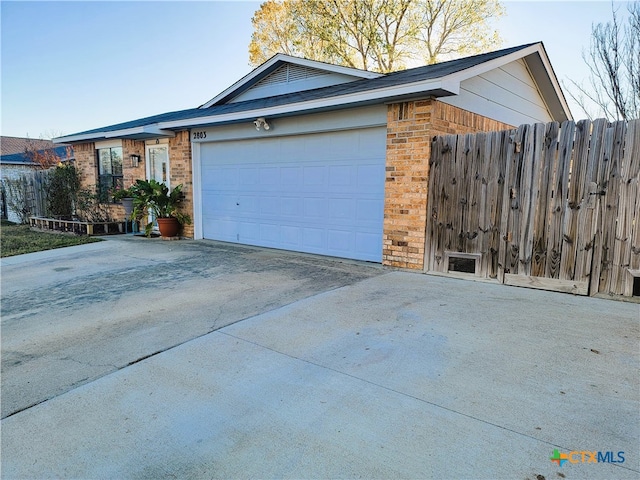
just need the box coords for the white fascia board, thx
[53,126,175,144]
[162,78,457,130]
[200,54,382,109]
[104,125,175,139]
[53,133,108,144]
[529,45,573,120]
[444,44,542,84]
[444,43,571,121]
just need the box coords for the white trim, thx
[53,44,571,145]
[145,143,170,188]
[445,43,571,121]
[53,76,451,143]
[94,139,122,149]
[105,126,175,139]
[200,53,382,108]
[53,126,175,144]
[163,78,455,130]
[145,138,169,145]
[191,141,203,239]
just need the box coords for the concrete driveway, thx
[1,237,638,479]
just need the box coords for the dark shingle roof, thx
[69,43,538,138]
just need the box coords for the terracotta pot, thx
[156,217,180,238]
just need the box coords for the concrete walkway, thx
[1,253,638,479]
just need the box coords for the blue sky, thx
[0,1,625,139]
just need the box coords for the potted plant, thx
[129,179,191,237]
[111,185,135,216]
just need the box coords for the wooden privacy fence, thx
[426,118,640,297]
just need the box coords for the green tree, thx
[248,0,504,72]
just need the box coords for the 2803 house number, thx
[192,131,207,140]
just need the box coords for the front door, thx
[146,144,170,229]
[146,144,170,187]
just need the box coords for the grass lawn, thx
[0,220,102,258]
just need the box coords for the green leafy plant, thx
[110,185,135,202]
[75,188,113,223]
[129,179,191,236]
[45,163,80,219]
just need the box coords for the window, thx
[97,146,123,202]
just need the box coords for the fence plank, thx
[597,121,627,293]
[426,117,637,297]
[532,122,559,276]
[574,119,606,287]
[612,119,640,294]
[628,120,640,281]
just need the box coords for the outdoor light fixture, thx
[253,117,270,131]
[130,154,141,167]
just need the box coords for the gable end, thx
[229,63,363,104]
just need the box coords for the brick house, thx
[54,42,571,269]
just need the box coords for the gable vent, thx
[256,64,329,87]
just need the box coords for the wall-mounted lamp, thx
[253,117,270,131]
[130,154,141,167]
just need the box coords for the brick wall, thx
[74,142,97,189]
[384,99,513,269]
[74,133,193,238]
[168,131,193,238]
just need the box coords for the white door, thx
[200,128,386,262]
[146,145,169,187]
[145,144,170,228]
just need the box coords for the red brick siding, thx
[73,132,193,238]
[383,99,513,269]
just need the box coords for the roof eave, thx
[200,53,383,108]
[443,42,572,122]
[54,126,176,144]
[161,78,459,130]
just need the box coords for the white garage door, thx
[200,127,386,262]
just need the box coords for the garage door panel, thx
[357,164,385,187]
[239,222,259,241]
[328,230,352,253]
[210,219,238,241]
[281,197,300,216]
[303,227,324,249]
[281,167,301,186]
[328,198,355,221]
[356,199,384,223]
[201,127,385,262]
[356,232,381,258]
[260,224,279,242]
[239,167,258,185]
[238,195,258,214]
[203,193,236,214]
[281,225,301,246]
[303,166,325,186]
[259,196,279,215]
[260,167,279,187]
[303,197,327,218]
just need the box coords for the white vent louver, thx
[256,64,329,87]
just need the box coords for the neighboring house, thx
[0,137,73,222]
[54,42,571,269]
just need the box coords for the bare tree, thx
[249,0,504,72]
[565,2,640,120]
